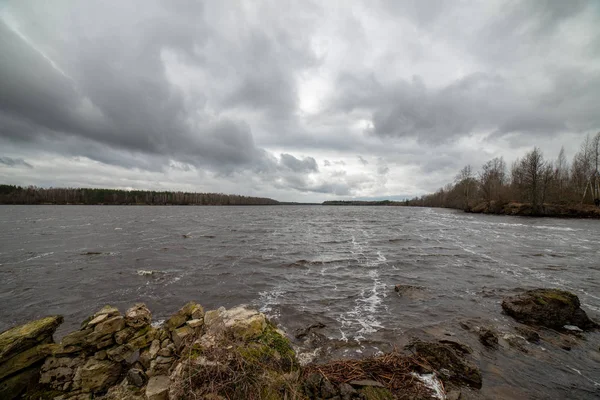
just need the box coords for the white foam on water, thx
[151,319,165,328]
[258,288,285,318]
[412,373,445,399]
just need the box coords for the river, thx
[0,205,598,398]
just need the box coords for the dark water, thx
[0,205,599,398]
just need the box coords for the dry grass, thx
[303,350,438,399]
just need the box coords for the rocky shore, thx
[0,288,597,400]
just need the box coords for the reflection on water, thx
[0,205,599,398]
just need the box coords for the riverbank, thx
[1,288,597,399]
[467,201,600,219]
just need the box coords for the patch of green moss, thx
[256,325,297,370]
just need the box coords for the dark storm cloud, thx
[0,1,319,176]
[1,0,599,200]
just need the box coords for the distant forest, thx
[0,185,279,205]
[406,132,600,216]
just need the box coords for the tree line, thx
[406,132,600,214]
[0,185,280,206]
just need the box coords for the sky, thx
[1,0,599,202]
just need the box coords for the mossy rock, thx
[360,386,394,400]
[254,323,298,372]
[0,316,63,364]
[502,289,598,330]
[0,343,58,380]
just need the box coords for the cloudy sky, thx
[1,1,599,202]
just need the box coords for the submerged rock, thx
[408,340,482,389]
[478,327,499,348]
[502,289,598,330]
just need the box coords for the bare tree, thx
[512,147,550,213]
[454,165,476,210]
[479,157,506,205]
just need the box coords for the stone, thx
[172,325,194,349]
[221,306,266,340]
[160,338,170,348]
[0,315,63,364]
[349,379,385,388]
[447,390,462,400]
[157,348,172,357]
[125,303,152,329]
[94,350,107,360]
[146,375,170,400]
[96,336,115,349]
[82,306,120,329]
[0,343,56,380]
[186,319,204,329]
[93,316,125,337]
[165,302,198,331]
[339,382,358,400]
[478,327,499,348]
[408,340,482,389]
[61,328,93,348]
[321,379,338,398]
[502,289,598,330]
[294,322,326,339]
[128,326,156,349]
[87,313,109,327]
[78,358,122,393]
[191,304,205,320]
[359,386,394,400]
[514,326,540,343]
[107,343,135,362]
[40,355,84,390]
[149,339,161,358]
[139,349,151,370]
[302,373,323,398]
[155,356,174,364]
[127,368,147,387]
[0,366,39,400]
[115,327,136,345]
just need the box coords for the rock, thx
[165,302,198,331]
[191,304,205,320]
[438,340,473,354]
[321,379,337,398]
[78,358,122,393]
[0,315,63,363]
[349,379,385,388]
[149,339,161,358]
[394,284,427,300]
[0,343,56,381]
[294,322,326,339]
[87,313,109,327]
[125,303,152,329]
[127,326,156,349]
[563,325,583,332]
[146,375,170,400]
[186,319,204,329]
[503,334,528,353]
[502,289,598,330]
[408,340,482,389]
[221,306,266,340]
[94,350,107,360]
[139,349,151,370]
[172,325,194,350]
[157,348,172,358]
[93,316,125,338]
[96,336,115,349]
[447,390,462,400]
[127,368,147,387]
[107,343,135,362]
[339,382,358,400]
[514,326,540,343]
[478,327,499,348]
[0,366,39,400]
[115,327,136,345]
[61,328,93,349]
[359,386,394,400]
[160,338,171,349]
[40,355,84,390]
[302,373,323,398]
[82,306,120,329]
